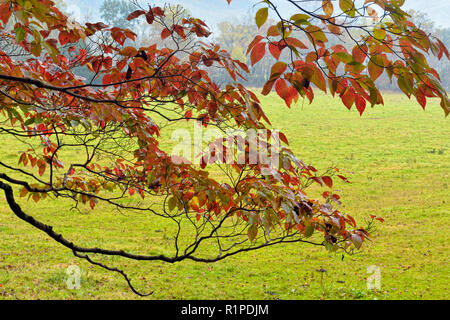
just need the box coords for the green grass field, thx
[0,92,448,300]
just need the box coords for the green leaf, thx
[24,118,35,126]
[168,196,177,212]
[30,41,42,57]
[373,27,386,40]
[339,0,355,17]
[306,25,327,43]
[305,225,314,238]
[397,76,411,96]
[255,7,268,29]
[147,171,156,185]
[269,61,287,80]
[368,56,384,81]
[15,26,26,43]
[324,241,338,252]
[290,13,310,22]
[247,224,258,242]
[335,51,353,64]
[345,61,365,74]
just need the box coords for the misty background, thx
[58,0,450,91]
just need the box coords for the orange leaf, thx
[352,44,368,64]
[322,0,333,17]
[20,187,28,198]
[120,46,138,57]
[32,193,40,203]
[311,64,326,92]
[368,59,383,81]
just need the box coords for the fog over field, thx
[67,0,450,29]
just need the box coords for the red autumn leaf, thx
[352,44,368,63]
[337,175,349,183]
[138,188,145,199]
[89,199,96,209]
[247,35,264,55]
[355,94,366,115]
[341,87,355,110]
[311,64,326,92]
[332,194,340,200]
[311,177,323,186]
[285,37,307,49]
[346,215,357,228]
[415,92,426,109]
[20,187,28,198]
[274,78,289,101]
[322,176,333,188]
[173,25,186,39]
[268,42,281,60]
[161,28,171,40]
[32,193,40,203]
[120,46,138,57]
[126,10,146,21]
[250,42,266,66]
[185,110,193,119]
[0,3,11,25]
[38,164,46,176]
[111,29,126,45]
[39,30,50,39]
[58,31,70,45]
[267,25,280,37]
[145,12,154,24]
[152,7,165,16]
[269,61,287,80]
[368,60,384,81]
[287,86,299,106]
[261,79,276,95]
[234,60,249,73]
[278,131,289,145]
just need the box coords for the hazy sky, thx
[66,0,450,30]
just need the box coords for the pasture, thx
[0,92,448,299]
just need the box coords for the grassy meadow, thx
[0,92,448,300]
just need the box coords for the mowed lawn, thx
[0,92,448,300]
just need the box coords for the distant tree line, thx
[94,1,450,91]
